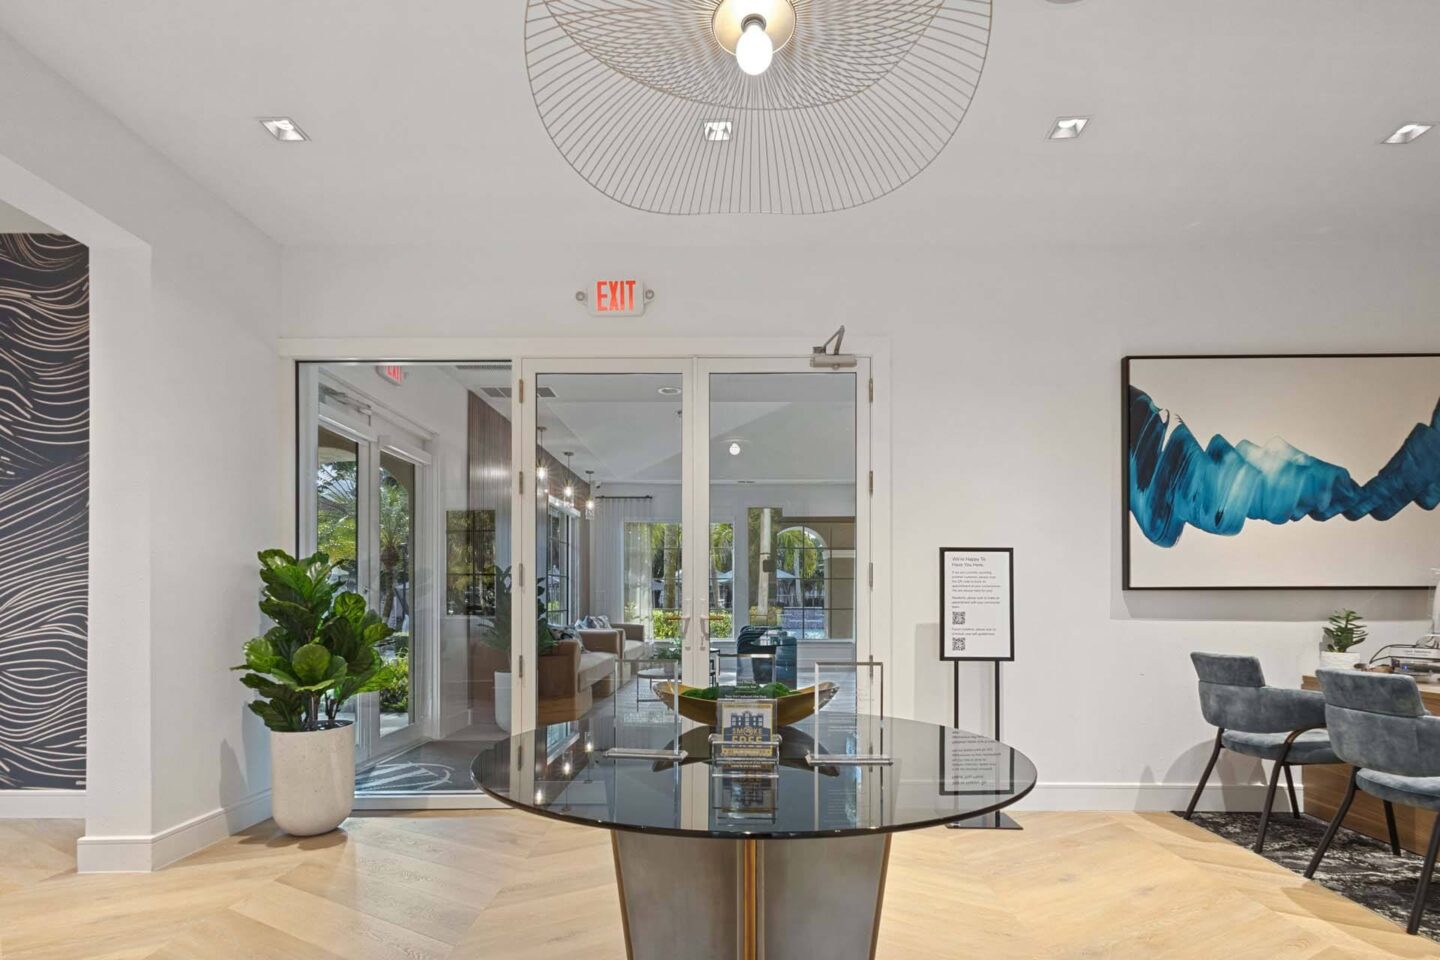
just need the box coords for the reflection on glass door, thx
[527,369,686,735]
[705,368,860,702]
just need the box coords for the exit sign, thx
[375,364,405,386]
[587,279,648,317]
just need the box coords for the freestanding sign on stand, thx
[939,547,1019,829]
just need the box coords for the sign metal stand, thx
[940,547,1021,831]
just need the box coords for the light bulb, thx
[537,466,547,481]
[729,441,742,456]
[586,498,596,511]
[564,484,574,498]
[735,19,773,76]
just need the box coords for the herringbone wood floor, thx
[2,811,1439,959]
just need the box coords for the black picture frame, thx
[939,547,1015,662]
[1122,353,1440,591]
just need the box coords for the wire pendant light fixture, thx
[524,0,993,215]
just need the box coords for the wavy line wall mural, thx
[1123,355,1440,589]
[0,233,88,790]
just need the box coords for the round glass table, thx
[474,713,1035,960]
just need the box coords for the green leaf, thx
[331,592,367,623]
[241,637,283,673]
[291,643,332,685]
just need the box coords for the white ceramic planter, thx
[495,671,512,733]
[1319,649,1364,671]
[270,722,354,837]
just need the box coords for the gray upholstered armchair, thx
[1187,653,1340,852]
[1307,669,1440,935]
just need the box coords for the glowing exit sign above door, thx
[580,279,652,317]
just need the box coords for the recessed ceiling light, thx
[728,440,743,456]
[1383,122,1434,145]
[258,117,309,142]
[1047,116,1089,140]
[657,385,682,397]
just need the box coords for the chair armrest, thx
[614,622,645,642]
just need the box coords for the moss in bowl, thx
[658,681,838,726]
[681,682,794,702]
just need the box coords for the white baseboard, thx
[0,788,86,819]
[64,778,1286,872]
[76,788,271,873]
[1018,781,1288,813]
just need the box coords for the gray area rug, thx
[1183,811,1440,940]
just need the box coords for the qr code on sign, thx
[951,611,966,626]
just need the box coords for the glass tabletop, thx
[472,713,1036,840]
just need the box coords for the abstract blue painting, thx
[1124,355,1440,589]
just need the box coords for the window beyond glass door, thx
[620,521,733,641]
[708,372,857,686]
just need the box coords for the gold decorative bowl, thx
[653,681,840,727]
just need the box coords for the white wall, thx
[283,235,1440,809]
[0,29,283,864]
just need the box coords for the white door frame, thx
[690,357,878,694]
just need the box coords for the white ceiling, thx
[532,372,855,484]
[1,1,1437,248]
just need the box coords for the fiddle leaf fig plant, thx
[235,549,394,732]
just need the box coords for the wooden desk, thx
[1301,674,1440,855]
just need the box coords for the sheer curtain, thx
[588,496,653,623]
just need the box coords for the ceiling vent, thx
[536,386,558,399]
[480,386,512,399]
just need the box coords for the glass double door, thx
[313,413,427,764]
[514,358,869,734]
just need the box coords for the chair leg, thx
[1254,756,1288,853]
[1185,729,1224,821]
[1384,801,1401,856]
[1283,764,1300,819]
[1408,812,1440,935]
[1306,768,1359,879]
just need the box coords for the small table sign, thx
[709,698,781,776]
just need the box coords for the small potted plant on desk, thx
[234,550,393,837]
[1321,609,1369,670]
